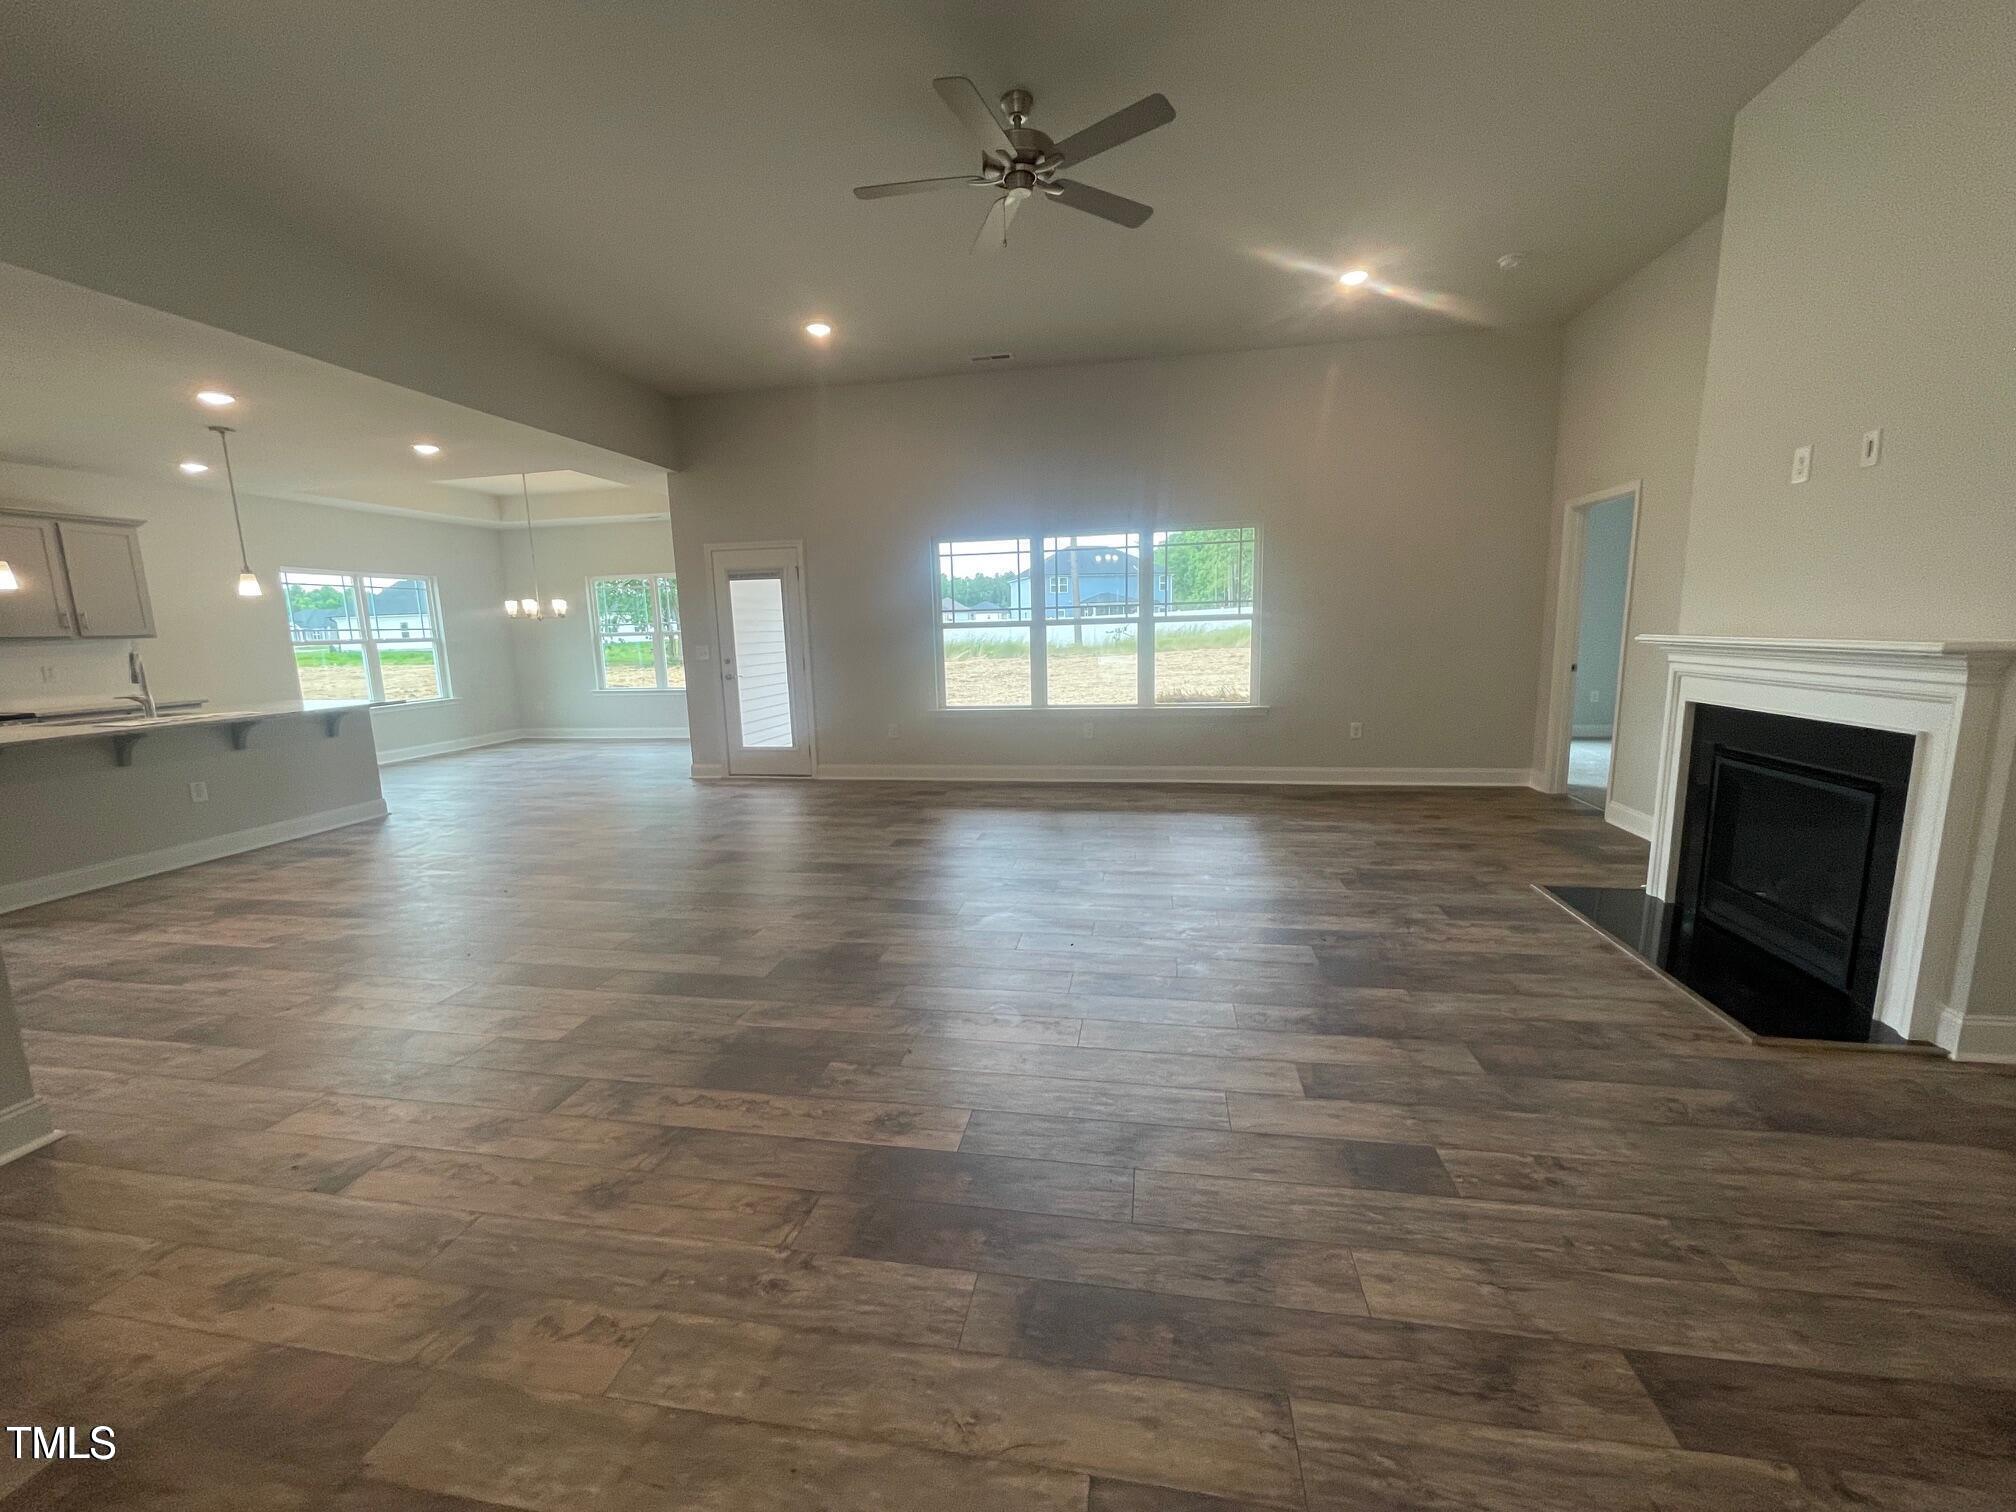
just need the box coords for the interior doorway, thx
[1546,485,1640,815]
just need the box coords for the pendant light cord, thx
[211,425,252,571]
[520,472,543,601]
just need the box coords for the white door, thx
[709,544,813,776]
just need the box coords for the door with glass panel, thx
[708,544,813,776]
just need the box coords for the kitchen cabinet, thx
[0,509,153,641]
[56,520,155,638]
[0,516,74,638]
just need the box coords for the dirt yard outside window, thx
[293,648,441,702]
[944,642,1250,706]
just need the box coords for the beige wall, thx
[1679,0,2014,638]
[670,329,1563,777]
[0,463,522,758]
[501,519,690,737]
[0,98,680,470]
[1543,216,1723,820]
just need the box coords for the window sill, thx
[936,703,1270,716]
[591,687,689,696]
[371,697,457,710]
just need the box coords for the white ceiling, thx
[0,263,666,522]
[0,1,1858,396]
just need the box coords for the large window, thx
[933,527,1257,708]
[282,569,448,703]
[592,574,683,690]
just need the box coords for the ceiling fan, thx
[855,77,1174,252]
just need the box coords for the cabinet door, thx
[0,517,74,638]
[56,521,155,638]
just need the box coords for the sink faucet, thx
[125,649,157,719]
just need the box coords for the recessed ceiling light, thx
[412,443,441,456]
[178,460,209,475]
[1497,251,1527,271]
[195,389,236,407]
[804,322,833,339]
[1338,269,1370,287]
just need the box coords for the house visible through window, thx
[592,574,683,689]
[934,527,1257,708]
[281,569,449,703]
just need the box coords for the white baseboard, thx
[378,731,527,765]
[0,1097,59,1166]
[692,761,726,779]
[1604,800,1655,840]
[813,763,1535,787]
[1938,1004,2016,1063]
[515,727,691,742]
[0,798,390,914]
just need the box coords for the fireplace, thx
[1661,706,1914,1038]
[1550,636,2016,1059]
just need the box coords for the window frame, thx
[279,567,451,706]
[931,525,1262,712]
[589,573,684,692]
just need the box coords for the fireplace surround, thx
[1635,637,2016,1058]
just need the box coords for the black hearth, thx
[1551,705,1919,1044]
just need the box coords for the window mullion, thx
[650,576,670,689]
[1028,535,1048,709]
[352,574,383,701]
[1138,538,1154,707]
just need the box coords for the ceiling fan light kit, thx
[855,76,1173,251]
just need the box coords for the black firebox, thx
[1549,705,1918,1044]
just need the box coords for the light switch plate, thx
[1791,445,1812,485]
[1860,428,1882,467]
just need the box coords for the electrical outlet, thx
[1082,721,1095,741]
[40,665,57,685]
[188,781,209,803]
[1349,721,1364,739]
[887,723,900,740]
[1790,444,1812,485]
[1860,428,1882,467]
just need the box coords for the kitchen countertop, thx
[0,699,380,751]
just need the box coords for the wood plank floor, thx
[4,741,2015,1509]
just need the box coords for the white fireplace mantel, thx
[1639,635,2016,1059]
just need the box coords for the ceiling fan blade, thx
[1047,178,1153,228]
[933,75,1014,154]
[1051,93,1174,168]
[854,175,985,199]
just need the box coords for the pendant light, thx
[507,472,567,619]
[209,424,263,598]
